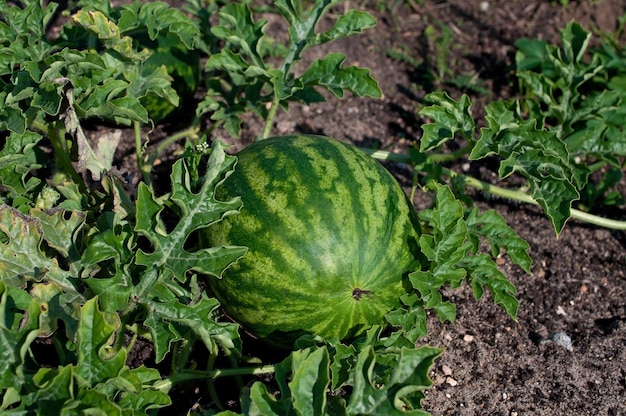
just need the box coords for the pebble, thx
[540,331,573,352]
[442,365,453,376]
[463,334,475,343]
[445,377,458,386]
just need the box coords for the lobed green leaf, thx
[465,208,532,274]
[299,53,382,99]
[346,345,442,415]
[18,298,172,414]
[134,142,246,282]
[316,10,377,44]
[0,205,84,293]
[419,92,475,152]
[411,183,521,321]
[0,131,43,211]
[0,283,41,402]
[243,347,331,416]
[460,254,519,318]
[144,294,241,363]
[132,141,247,361]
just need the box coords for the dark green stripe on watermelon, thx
[205,135,421,348]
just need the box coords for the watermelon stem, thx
[206,345,223,410]
[445,167,626,230]
[167,365,276,384]
[30,119,87,193]
[134,120,201,184]
[261,93,281,140]
[366,148,626,231]
[134,120,151,184]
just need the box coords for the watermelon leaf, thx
[412,183,470,323]
[315,10,377,44]
[144,294,241,363]
[299,53,382,99]
[460,254,519,318]
[242,340,442,416]
[345,345,442,415]
[243,347,331,416]
[0,204,87,339]
[133,140,246,361]
[411,183,521,321]
[0,283,41,405]
[201,0,381,138]
[0,130,44,212]
[0,205,85,289]
[464,208,532,274]
[134,141,246,282]
[384,293,428,345]
[23,298,171,414]
[419,91,475,152]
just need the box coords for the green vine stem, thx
[261,93,281,140]
[153,126,201,160]
[30,120,87,192]
[134,121,201,184]
[154,364,276,391]
[206,345,223,410]
[133,121,150,184]
[441,167,626,230]
[365,148,626,231]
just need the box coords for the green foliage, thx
[397,22,626,236]
[0,287,171,413]
[1,0,380,195]
[0,138,447,414]
[1,0,622,413]
[241,337,443,415]
[515,21,626,211]
[411,183,524,323]
[202,0,381,137]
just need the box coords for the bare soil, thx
[111,1,626,414]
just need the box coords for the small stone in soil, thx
[539,331,573,351]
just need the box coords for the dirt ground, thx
[112,0,626,414]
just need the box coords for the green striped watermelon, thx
[206,135,421,347]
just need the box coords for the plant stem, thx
[206,345,223,410]
[134,121,151,185]
[441,167,626,230]
[366,148,626,231]
[364,148,412,162]
[134,122,200,183]
[168,365,276,385]
[30,120,86,191]
[125,266,159,315]
[261,93,281,140]
[153,126,200,160]
[440,166,537,204]
[429,146,472,162]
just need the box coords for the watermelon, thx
[206,135,421,347]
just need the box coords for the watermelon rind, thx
[206,135,421,347]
